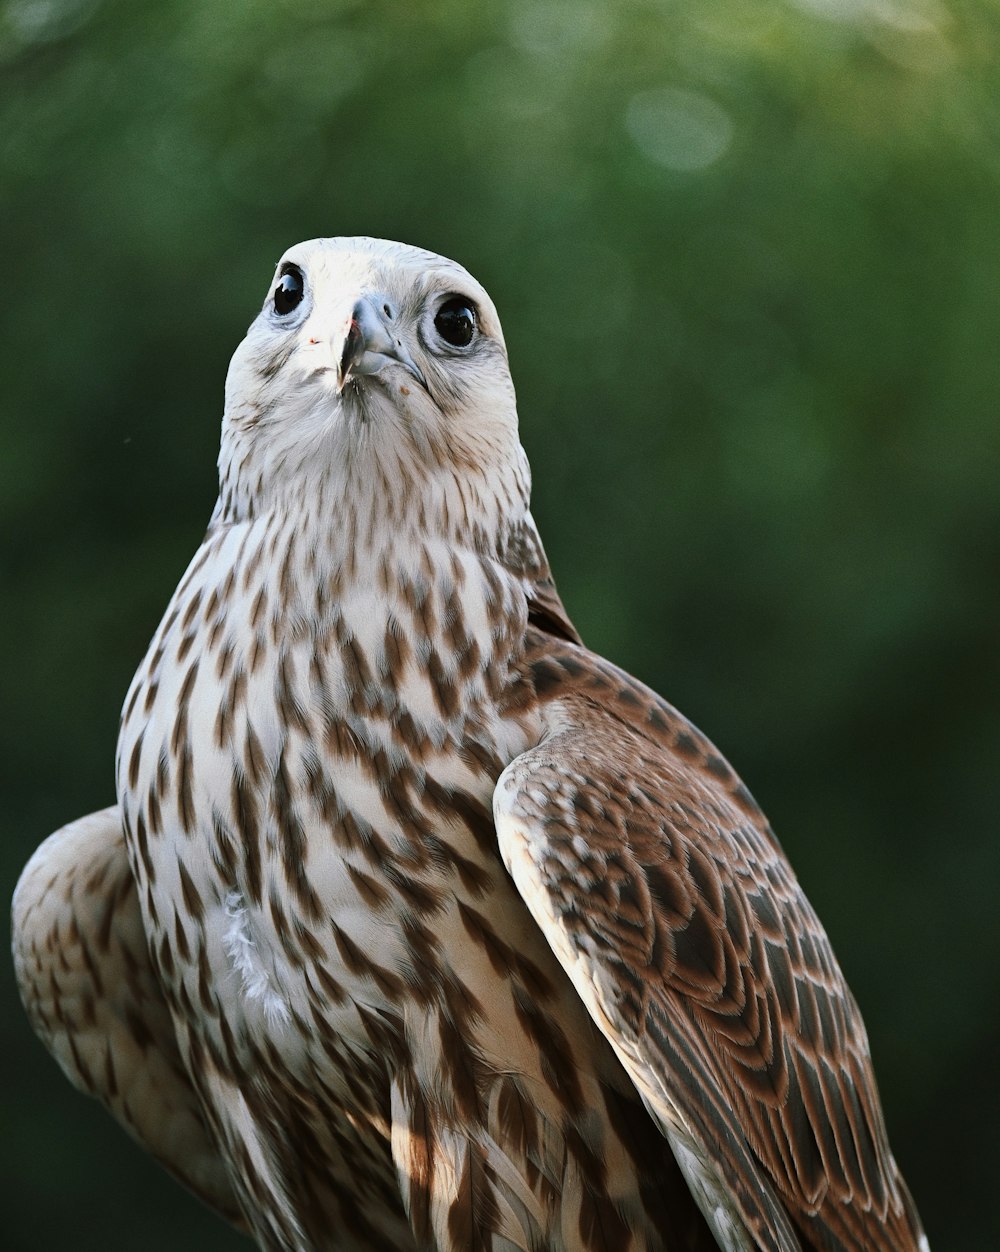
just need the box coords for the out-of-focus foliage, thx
[1,0,996,1247]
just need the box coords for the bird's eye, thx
[273,266,304,316]
[434,296,477,348]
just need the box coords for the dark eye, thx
[434,296,477,348]
[273,266,304,316]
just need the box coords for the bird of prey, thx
[13,237,930,1252]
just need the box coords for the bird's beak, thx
[335,296,425,393]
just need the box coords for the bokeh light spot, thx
[626,87,733,172]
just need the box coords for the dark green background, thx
[2,1,996,1247]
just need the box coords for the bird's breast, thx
[116,520,540,1077]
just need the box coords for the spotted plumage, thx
[13,237,929,1251]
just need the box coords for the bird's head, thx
[219,237,529,541]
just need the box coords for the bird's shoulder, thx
[520,626,771,832]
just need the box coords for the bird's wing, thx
[494,636,928,1252]
[12,806,245,1229]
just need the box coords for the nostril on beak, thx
[334,295,425,393]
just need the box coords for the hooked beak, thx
[336,296,425,393]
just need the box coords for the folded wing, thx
[12,806,244,1229]
[494,637,928,1252]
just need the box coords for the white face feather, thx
[218,237,525,525]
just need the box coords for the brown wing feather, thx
[495,633,929,1252]
[12,807,245,1230]
[525,574,583,645]
[500,510,583,647]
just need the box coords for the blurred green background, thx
[2,0,997,1247]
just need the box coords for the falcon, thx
[13,237,930,1252]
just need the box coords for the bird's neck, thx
[212,422,533,572]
